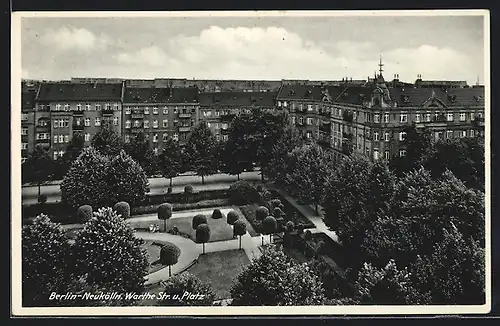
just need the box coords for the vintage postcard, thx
[11,10,491,316]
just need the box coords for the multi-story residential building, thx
[21,89,38,163]
[198,91,277,141]
[122,87,199,152]
[277,64,485,162]
[35,82,124,159]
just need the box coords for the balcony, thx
[102,109,114,116]
[131,129,143,134]
[132,113,144,119]
[72,123,84,130]
[178,113,192,119]
[73,110,84,116]
[178,126,192,133]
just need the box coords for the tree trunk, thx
[261,173,264,181]
[315,203,319,215]
[261,235,264,246]
[164,219,167,233]
[269,234,272,244]
[239,236,242,250]
[38,182,41,197]
[202,175,205,185]
[170,177,173,187]
[169,265,172,277]
[202,242,205,254]
[237,173,240,181]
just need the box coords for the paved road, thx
[21,171,262,205]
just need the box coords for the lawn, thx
[186,249,251,300]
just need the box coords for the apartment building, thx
[21,89,38,163]
[34,82,124,159]
[122,87,199,152]
[198,91,277,141]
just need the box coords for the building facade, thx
[34,82,124,159]
[21,89,38,163]
[198,92,277,141]
[122,87,199,152]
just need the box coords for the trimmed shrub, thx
[37,194,47,204]
[192,214,207,230]
[211,209,224,220]
[229,181,260,205]
[270,199,282,209]
[285,221,295,233]
[227,210,239,225]
[196,223,211,254]
[233,220,247,237]
[184,185,194,194]
[273,207,284,219]
[262,216,277,235]
[77,205,93,223]
[256,206,269,221]
[260,190,272,202]
[158,203,173,232]
[160,242,181,277]
[113,201,130,219]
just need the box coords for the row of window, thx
[373,149,407,161]
[122,133,229,143]
[125,120,165,129]
[202,109,238,117]
[21,113,29,121]
[373,131,407,142]
[73,117,120,127]
[41,103,120,111]
[207,122,229,129]
[124,106,196,115]
[373,112,483,124]
[53,134,70,144]
[291,116,318,126]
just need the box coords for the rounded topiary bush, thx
[285,221,295,233]
[260,190,272,202]
[192,214,207,230]
[184,185,194,194]
[262,216,277,235]
[77,205,93,223]
[270,199,282,209]
[113,201,130,219]
[273,207,284,218]
[229,181,259,205]
[227,210,239,225]
[211,209,224,220]
[256,206,269,221]
[158,203,173,231]
[160,242,181,277]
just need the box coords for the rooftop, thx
[37,82,123,102]
[199,91,277,107]
[123,87,199,104]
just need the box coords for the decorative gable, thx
[422,96,447,109]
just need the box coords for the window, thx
[384,151,390,160]
[84,133,90,142]
[338,108,342,116]
[21,113,28,121]
[64,104,70,111]
[207,122,211,128]
[222,135,228,141]
[459,113,466,121]
[125,120,131,129]
[95,118,101,127]
[84,118,90,127]
[384,132,390,142]
[114,103,119,110]
[447,113,454,122]
[298,117,304,125]
[425,113,431,122]
[134,120,140,128]
[21,143,28,150]
[384,113,389,123]
[56,104,62,111]
[105,103,111,111]
[478,112,483,119]
[374,114,380,123]
[373,149,379,161]
[373,132,379,141]
[76,103,82,111]
[36,133,49,140]
[58,135,64,143]
[153,134,158,143]
[415,113,421,123]
[203,110,212,117]
[216,134,221,141]
[291,116,296,125]
[21,128,28,136]
[400,113,408,123]
[113,117,119,126]
[153,120,158,128]
[95,104,101,111]
[283,101,288,108]
[174,107,179,114]
[64,135,69,143]
[307,104,313,112]
[53,135,58,144]
[278,101,282,107]
[163,107,169,115]
[144,107,150,114]
[125,107,131,115]
[306,131,312,139]
[446,130,453,139]
[307,117,313,125]
[399,150,407,157]
[460,130,466,138]
[470,129,475,137]
[471,112,475,121]
[153,107,159,115]
[85,103,91,110]
[124,135,130,143]
[143,120,149,128]
[399,132,406,141]
[54,120,59,128]
[162,133,169,142]
[163,119,169,128]
[173,133,179,141]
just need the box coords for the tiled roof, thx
[22,91,37,110]
[199,92,277,107]
[123,87,198,104]
[334,86,375,106]
[276,85,345,101]
[37,83,123,102]
[390,87,485,107]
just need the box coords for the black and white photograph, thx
[11,10,490,316]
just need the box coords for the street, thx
[21,171,262,205]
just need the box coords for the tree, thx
[231,246,326,305]
[73,207,149,294]
[61,147,111,209]
[158,203,173,232]
[157,273,215,306]
[124,131,157,176]
[196,223,211,254]
[91,121,123,156]
[228,181,260,205]
[389,125,433,176]
[192,214,207,230]
[77,205,93,224]
[233,220,247,249]
[185,121,217,184]
[22,145,54,197]
[107,150,149,206]
[53,132,85,180]
[255,206,269,221]
[262,216,277,243]
[267,124,304,186]
[211,209,224,220]
[160,242,181,277]
[22,214,72,306]
[159,136,183,187]
[113,201,130,219]
[227,210,239,226]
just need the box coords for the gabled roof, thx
[123,87,199,104]
[199,91,277,107]
[390,87,485,107]
[37,82,123,102]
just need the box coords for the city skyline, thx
[20,12,486,85]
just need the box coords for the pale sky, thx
[20,14,486,85]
